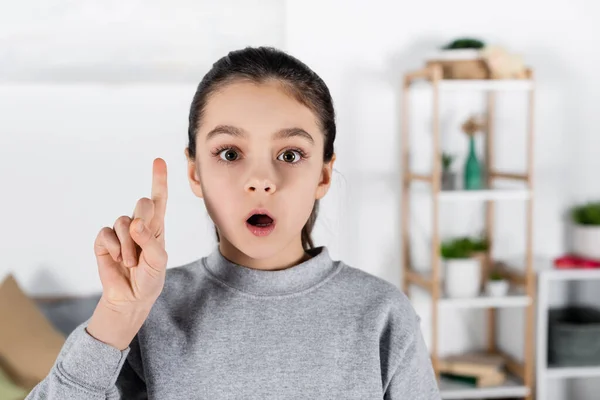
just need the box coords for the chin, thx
[219,229,282,261]
[237,245,280,260]
[236,236,286,260]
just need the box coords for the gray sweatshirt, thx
[26,246,440,399]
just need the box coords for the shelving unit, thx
[401,65,536,399]
[536,269,600,400]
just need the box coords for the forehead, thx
[198,80,322,141]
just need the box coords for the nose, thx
[245,178,277,194]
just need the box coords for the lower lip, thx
[246,221,275,237]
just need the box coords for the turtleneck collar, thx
[202,245,341,297]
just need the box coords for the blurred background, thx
[1,1,600,399]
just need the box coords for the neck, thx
[202,243,337,297]
[218,235,309,271]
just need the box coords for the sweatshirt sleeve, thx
[25,319,147,400]
[383,319,441,399]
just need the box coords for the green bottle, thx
[464,136,482,190]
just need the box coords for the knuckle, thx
[138,197,153,209]
[96,228,120,255]
[115,215,132,228]
[97,227,109,238]
[99,227,114,242]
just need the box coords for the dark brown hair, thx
[186,46,336,251]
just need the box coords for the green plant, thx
[489,270,504,281]
[471,236,489,252]
[442,153,455,171]
[440,236,489,259]
[442,38,486,50]
[572,201,600,225]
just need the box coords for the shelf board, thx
[540,268,600,281]
[546,365,600,379]
[438,188,530,202]
[407,270,531,309]
[439,292,531,309]
[440,374,529,399]
[410,79,534,91]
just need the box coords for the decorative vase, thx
[443,257,482,298]
[464,136,482,190]
[572,224,600,260]
[486,280,509,297]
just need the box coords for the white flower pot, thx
[486,280,509,297]
[443,258,482,298]
[572,224,600,260]
[427,49,481,61]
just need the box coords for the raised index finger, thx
[151,157,168,224]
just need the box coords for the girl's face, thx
[186,79,335,264]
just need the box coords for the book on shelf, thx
[441,370,506,388]
[554,254,600,269]
[439,351,507,387]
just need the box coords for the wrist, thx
[86,299,151,351]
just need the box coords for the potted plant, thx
[571,201,600,260]
[441,236,489,298]
[486,270,509,297]
[441,153,456,190]
[442,38,486,50]
[425,37,489,80]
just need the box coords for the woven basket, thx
[549,306,600,366]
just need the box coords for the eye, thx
[219,148,239,162]
[277,150,302,163]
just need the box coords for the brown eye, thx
[278,150,301,163]
[219,149,238,162]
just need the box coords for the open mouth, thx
[245,210,276,237]
[246,214,274,227]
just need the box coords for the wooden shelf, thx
[409,78,534,92]
[406,269,531,308]
[402,65,536,400]
[406,269,433,290]
[440,373,529,399]
[439,188,530,202]
[439,292,531,309]
[408,186,531,201]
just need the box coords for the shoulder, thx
[337,262,427,378]
[336,261,421,328]
[164,258,205,284]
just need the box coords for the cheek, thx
[282,164,320,191]
[281,168,320,222]
[198,163,240,223]
[203,182,239,232]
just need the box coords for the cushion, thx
[0,275,65,391]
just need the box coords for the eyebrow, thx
[205,125,315,145]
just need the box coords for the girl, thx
[26,47,440,399]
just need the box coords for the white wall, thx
[0,0,286,83]
[0,0,286,295]
[2,1,600,398]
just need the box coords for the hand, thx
[87,158,169,349]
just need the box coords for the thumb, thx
[130,218,167,273]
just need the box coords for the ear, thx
[315,153,336,200]
[185,148,204,199]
